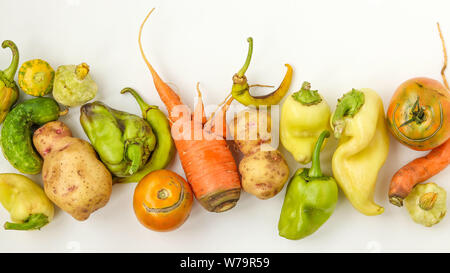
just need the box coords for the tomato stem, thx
[399,97,426,128]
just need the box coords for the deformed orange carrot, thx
[138,8,241,212]
[389,138,450,207]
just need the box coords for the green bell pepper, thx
[278,130,338,240]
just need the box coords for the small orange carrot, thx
[138,9,241,213]
[389,139,450,207]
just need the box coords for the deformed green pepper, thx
[0,40,20,124]
[80,101,156,177]
[278,130,338,240]
[115,88,176,183]
[0,173,54,230]
[231,37,293,107]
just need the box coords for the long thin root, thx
[437,22,449,89]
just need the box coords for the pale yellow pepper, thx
[280,82,331,164]
[331,88,389,216]
[0,173,54,230]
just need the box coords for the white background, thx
[0,0,449,253]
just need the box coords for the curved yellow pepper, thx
[280,82,331,164]
[331,88,389,216]
[0,173,54,230]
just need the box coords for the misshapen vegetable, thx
[389,139,450,207]
[278,130,338,240]
[53,63,98,107]
[133,169,193,231]
[80,101,156,177]
[0,40,20,124]
[280,81,331,164]
[404,183,447,227]
[231,37,292,107]
[229,109,289,199]
[0,173,54,230]
[137,9,241,213]
[1,97,66,174]
[33,121,112,221]
[115,88,175,183]
[387,23,450,151]
[331,88,389,216]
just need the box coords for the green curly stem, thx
[308,130,330,178]
[126,143,144,175]
[120,87,157,118]
[332,89,365,139]
[1,40,19,83]
[292,81,322,105]
[4,213,49,231]
[237,37,253,78]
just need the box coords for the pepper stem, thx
[126,143,144,175]
[308,130,330,178]
[292,81,322,105]
[121,87,155,119]
[1,40,19,81]
[332,89,365,138]
[4,213,49,231]
[237,37,253,77]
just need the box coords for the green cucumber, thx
[1,97,64,174]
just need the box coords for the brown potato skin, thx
[229,109,290,199]
[33,121,112,221]
[239,149,289,200]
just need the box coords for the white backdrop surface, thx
[0,0,449,252]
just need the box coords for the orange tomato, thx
[133,169,193,231]
[387,77,450,151]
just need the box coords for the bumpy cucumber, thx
[1,97,63,174]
